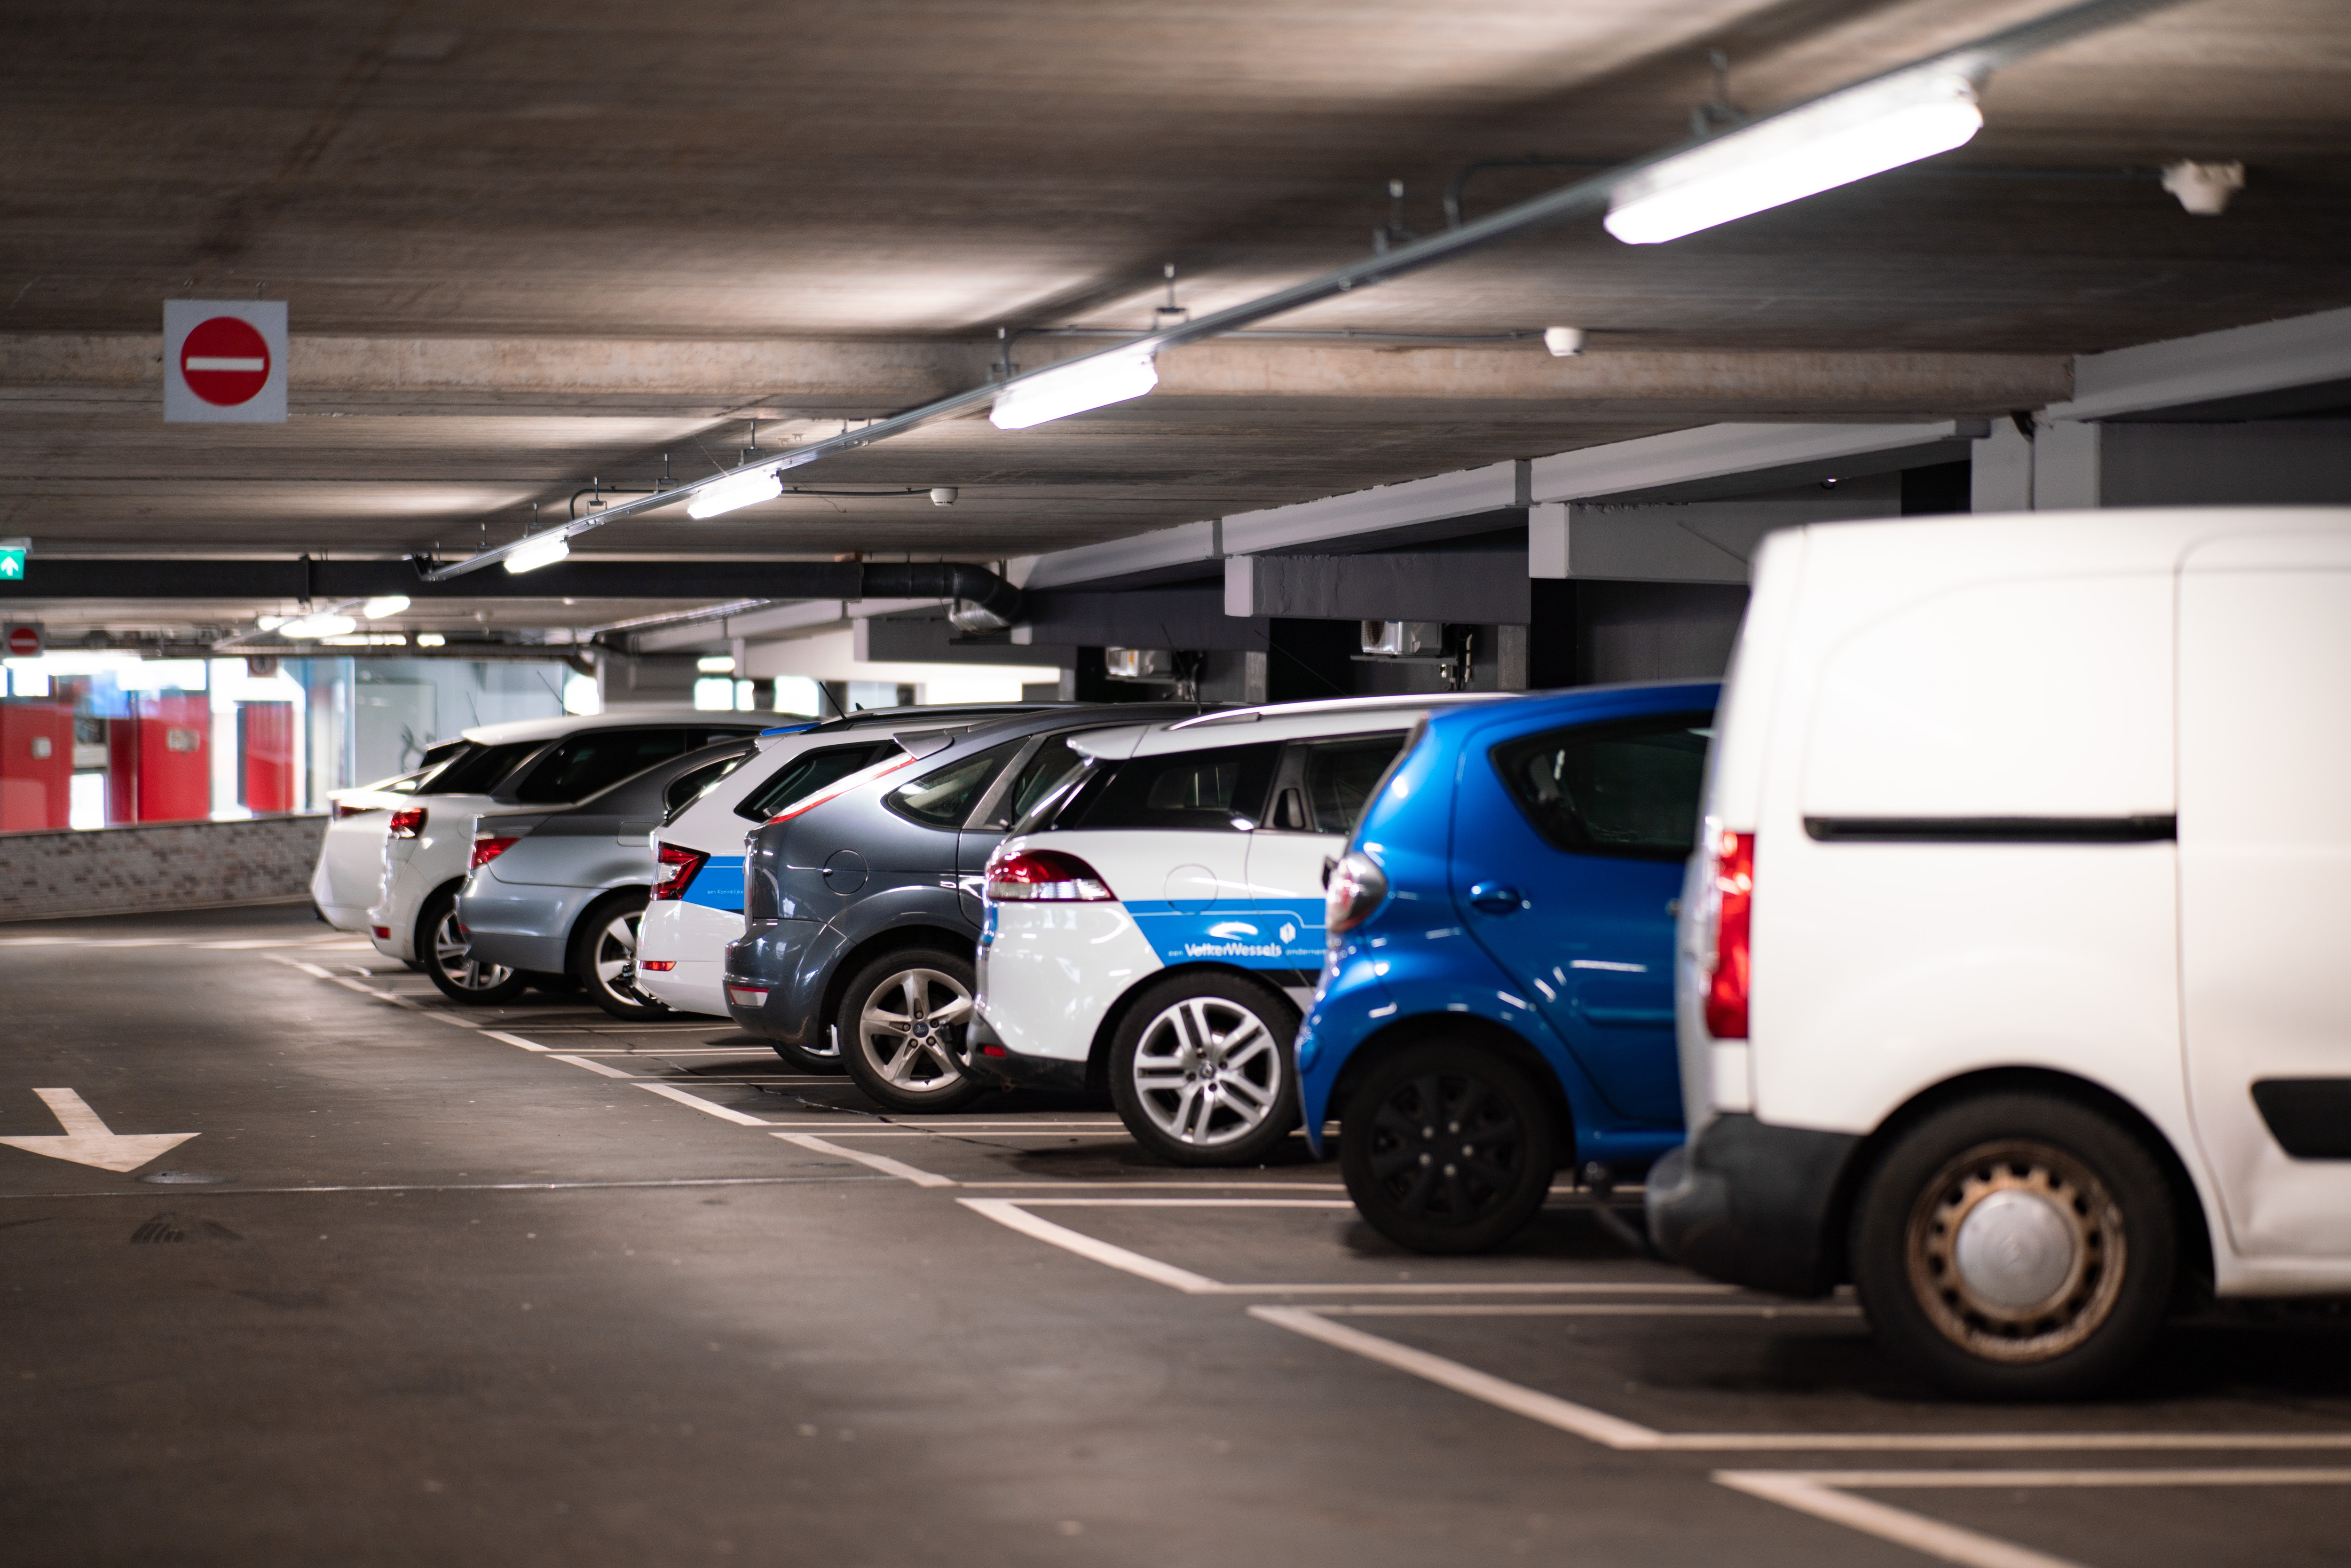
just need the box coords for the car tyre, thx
[1850,1091,2176,1400]
[572,890,669,1021]
[1339,1038,1556,1254]
[420,885,531,1005]
[1110,971,1301,1166]
[837,946,983,1113]
[769,1034,845,1076]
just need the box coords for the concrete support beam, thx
[2048,304,2351,422]
[1527,420,1988,504]
[1971,422,2035,512]
[1223,551,1530,623]
[1529,471,1901,585]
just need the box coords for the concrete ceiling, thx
[2,0,2346,595]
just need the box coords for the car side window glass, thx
[1290,732,1407,835]
[1070,742,1281,833]
[420,739,543,796]
[978,734,1093,832]
[886,741,1025,829]
[1489,711,1715,861]
[509,728,688,804]
[734,741,902,823]
[663,752,751,823]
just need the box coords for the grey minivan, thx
[724,704,1198,1108]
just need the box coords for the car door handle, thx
[1467,882,1524,915]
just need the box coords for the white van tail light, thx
[986,847,1114,902]
[387,807,426,839]
[652,843,708,901]
[1325,851,1389,937]
[1702,829,1754,1039]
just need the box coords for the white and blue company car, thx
[968,696,1498,1165]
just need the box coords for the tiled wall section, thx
[0,814,327,922]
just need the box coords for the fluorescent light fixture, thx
[1605,70,1982,244]
[256,614,288,631]
[697,655,737,674]
[989,349,1159,431]
[361,595,411,619]
[505,534,571,574]
[417,632,446,647]
[281,613,358,638]
[687,465,783,520]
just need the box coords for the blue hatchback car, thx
[1297,680,1720,1253]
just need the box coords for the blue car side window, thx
[1488,712,1713,862]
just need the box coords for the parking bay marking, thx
[1248,1304,2351,1453]
[1712,1467,2351,1568]
[958,1196,1734,1296]
[775,1133,959,1187]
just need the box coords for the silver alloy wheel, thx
[432,908,515,993]
[1130,994,1283,1149]
[1904,1138,2127,1364]
[586,906,656,1010]
[852,967,972,1094]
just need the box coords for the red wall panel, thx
[134,693,211,823]
[0,700,74,831]
[240,701,295,814]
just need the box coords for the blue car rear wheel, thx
[1339,1039,1555,1254]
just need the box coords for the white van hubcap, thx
[1906,1139,2125,1363]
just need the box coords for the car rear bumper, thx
[458,879,592,974]
[1644,1112,1862,1299]
[954,1013,1089,1095]
[723,918,842,1047]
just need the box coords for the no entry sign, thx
[164,299,287,423]
[4,623,42,658]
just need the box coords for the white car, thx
[361,711,768,1001]
[1646,504,2351,1398]
[312,741,474,936]
[969,695,1500,1165]
[635,704,1058,1023]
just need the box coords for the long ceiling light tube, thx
[423,0,2190,583]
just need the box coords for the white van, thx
[1647,506,2351,1398]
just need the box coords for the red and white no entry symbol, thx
[4,624,43,657]
[179,316,272,407]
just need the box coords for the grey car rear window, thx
[735,741,902,823]
[884,740,1025,829]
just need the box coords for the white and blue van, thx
[969,696,1499,1165]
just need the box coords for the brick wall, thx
[0,814,328,922]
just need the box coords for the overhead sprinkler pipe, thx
[421,0,2195,583]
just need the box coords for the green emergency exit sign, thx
[0,538,25,580]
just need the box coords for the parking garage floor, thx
[4,906,2349,1568]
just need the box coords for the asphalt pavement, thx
[3,904,2347,1568]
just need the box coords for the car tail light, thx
[766,751,919,825]
[387,807,426,839]
[651,842,709,901]
[371,925,391,939]
[726,985,769,1008]
[640,960,676,972]
[470,833,519,871]
[985,847,1114,902]
[1702,829,1754,1039]
[1325,851,1389,937]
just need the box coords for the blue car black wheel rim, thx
[1363,1072,1524,1223]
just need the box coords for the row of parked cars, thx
[314,505,2351,1402]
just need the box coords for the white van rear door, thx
[2179,533,2351,1260]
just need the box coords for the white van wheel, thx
[1853,1093,2176,1399]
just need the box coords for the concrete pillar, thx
[1970,422,2035,512]
[2033,420,2102,511]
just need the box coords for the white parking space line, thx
[1318,1303,1860,1318]
[763,1120,1131,1130]
[550,1054,639,1079]
[957,1197,1728,1296]
[1247,1305,2351,1453]
[1712,1468,2351,1568]
[480,1030,552,1053]
[287,960,335,979]
[959,1181,1350,1191]
[633,1082,773,1126]
[774,1133,959,1188]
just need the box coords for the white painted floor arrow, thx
[0,1088,198,1173]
